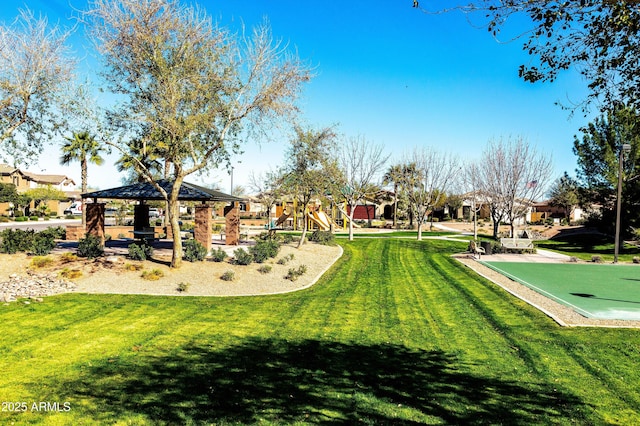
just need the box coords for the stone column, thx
[224,202,240,245]
[194,204,212,252]
[85,203,105,245]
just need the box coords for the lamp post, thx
[614,143,632,263]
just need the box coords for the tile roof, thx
[82,179,242,202]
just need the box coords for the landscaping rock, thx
[0,272,76,303]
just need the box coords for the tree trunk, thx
[393,184,398,229]
[81,157,88,226]
[169,179,183,268]
[417,220,423,240]
[297,202,308,248]
[348,212,355,241]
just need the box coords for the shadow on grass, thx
[60,338,588,424]
[538,231,640,257]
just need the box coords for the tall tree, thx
[60,131,105,194]
[547,172,580,225]
[424,1,640,113]
[475,137,553,238]
[86,0,311,267]
[115,137,164,184]
[0,8,75,162]
[401,148,459,241]
[279,126,336,248]
[382,164,404,229]
[332,136,389,241]
[249,170,281,224]
[573,105,640,236]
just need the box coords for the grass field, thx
[535,233,640,263]
[483,261,640,320]
[2,238,640,424]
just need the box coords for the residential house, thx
[0,164,77,216]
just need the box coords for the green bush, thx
[285,264,308,281]
[221,270,235,281]
[0,228,34,254]
[180,222,195,231]
[40,226,66,240]
[177,282,190,292]
[211,247,228,262]
[29,216,39,221]
[128,242,153,261]
[183,238,207,262]
[31,232,56,256]
[14,216,28,222]
[233,248,253,265]
[77,234,104,258]
[308,230,335,246]
[257,265,272,274]
[250,239,281,263]
[277,253,295,265]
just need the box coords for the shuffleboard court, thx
[481,261,640,320]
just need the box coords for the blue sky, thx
[2,0,593,193]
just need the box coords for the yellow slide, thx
[308,211,331,231]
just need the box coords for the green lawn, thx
[535,233,640,262]
[2,239,640,424]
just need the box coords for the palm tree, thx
[60,131,105,224]
[115,137,164,184]
[60,131,105,194]
[383,164,403,229]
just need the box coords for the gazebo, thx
[78,180,243,250]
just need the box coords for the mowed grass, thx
[1,239,640,424]
[536,232,640,262]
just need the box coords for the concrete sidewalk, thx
[477,248,571,263]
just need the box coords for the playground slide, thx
[275,211,291,227]
[309,211,331,231]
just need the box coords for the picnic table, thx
[132,228,158,242]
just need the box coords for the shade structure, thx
[81,179,242,202]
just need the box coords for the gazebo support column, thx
[224,201,240,245]
[194,204,212,252]
[86,203,105,245]
[134,204,150,232]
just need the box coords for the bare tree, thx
[249,169,281,225]
[475,137,553,238]
[85,0,311,267]
[402,148,460,240]
[0,9,75,162]
[462,161,487,242]
[331,135,389,241]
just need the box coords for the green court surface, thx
[481,262,640,321]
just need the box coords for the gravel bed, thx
[0,243,343,300]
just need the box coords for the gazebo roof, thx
[81,179,243,202]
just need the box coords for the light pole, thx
[614,143,632,263]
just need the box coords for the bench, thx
[468,240,485,259]
[500,238,534,251]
